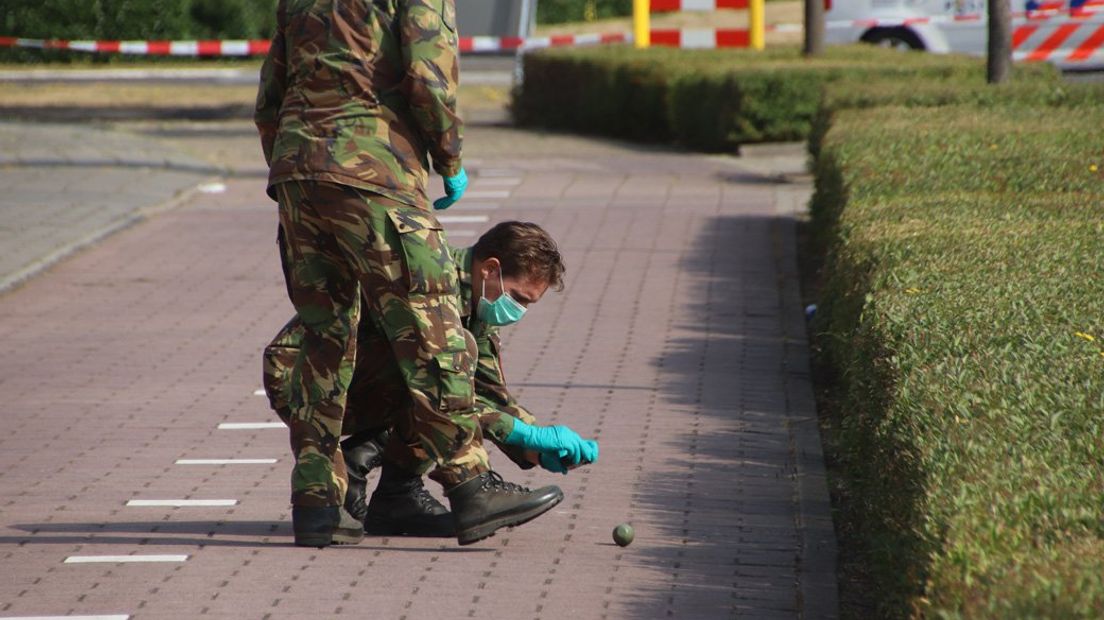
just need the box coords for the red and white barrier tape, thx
[460,32,628,52]
[828,6,1104,28]
[0,30,771,55]
[0,36,271,56]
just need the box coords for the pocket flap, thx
[388,208,443,235]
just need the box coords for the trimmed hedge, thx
[514,45,1059,152]
[811,92,1104,616]
[0,0,276,62]
[537,0,633,25]
[519,40,1104,615]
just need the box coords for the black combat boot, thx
[445,471,563,546]
[293,506,366,548]
[341,429,390,524]
[363,460,455,537]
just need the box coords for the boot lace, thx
[481,471,530,494]
[413,486,441,509]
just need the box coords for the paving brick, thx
[0,122,837,619]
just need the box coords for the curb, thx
[772,175,842,619]
[0,175,219,296]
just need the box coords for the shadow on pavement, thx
[6,522,493,553]
[622,214,809,617]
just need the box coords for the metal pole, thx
[749,0,765,50]
[633,0,651,48]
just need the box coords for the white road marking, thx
[438,215,489,223]
[449,202,500,210]
[1,616,130,620]
[197,182,227,194]
[64,555,188,564]
[218,422,284,430]
[174,459,278,465]
[253,388,266,396]
[1,613,129,617]
[126,499,237,507]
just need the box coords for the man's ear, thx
[480,256,501,278]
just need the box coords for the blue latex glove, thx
[505,420,599,469]
[538,440,599,475]
[433,167,468,210]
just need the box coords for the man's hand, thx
[505,420,599,473]
[538,443,598,475]
[433,167,468,210]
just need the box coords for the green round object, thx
[612,523,634,547]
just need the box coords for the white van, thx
[824,0,1104,68]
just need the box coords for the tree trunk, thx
[988,0,1012,83]
[804,0,825,56]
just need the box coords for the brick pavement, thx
[0,122,837,619]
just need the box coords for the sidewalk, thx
[0,121,837,619]
[0,121,218,292]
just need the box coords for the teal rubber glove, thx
[538,440,599,475]
[433,167,468,210]
[505,419,599,469]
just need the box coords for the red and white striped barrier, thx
[651,28,749,48]
[1013,19,1104,61]
[650,0,749,11]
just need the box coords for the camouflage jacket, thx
[452,246,538,469]
[255,0,463,208]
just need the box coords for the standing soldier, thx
[255,0,563,548]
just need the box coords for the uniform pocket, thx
[433,351,474,413]
[387,208,458,295]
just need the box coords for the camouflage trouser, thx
[263,314,466,478]
[274,180,490,507]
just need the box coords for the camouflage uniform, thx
[256,0,487,508]
[264,246,540,478]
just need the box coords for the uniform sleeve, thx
[473,329,539,470]
[254,2,288,167]
[398,0,464,178]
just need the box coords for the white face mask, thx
[477,268,527,327]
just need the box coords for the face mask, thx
[478,268,526,327]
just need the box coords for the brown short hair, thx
[472,221,565,291]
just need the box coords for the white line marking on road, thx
[218,422,285,430]
[174,459,278,465]
[64,555,188,564]
[438,215,489,223]
[1,616,131,620]
[465,190,511,199]
[474,177,522,186]
[126,499,238,507]
[450,202,500,210]
[253,388,266,396]
[197,182,227,194]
